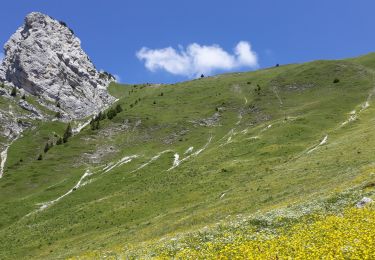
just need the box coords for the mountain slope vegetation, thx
[1,54,375,259]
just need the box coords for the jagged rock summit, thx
[0,12,115,119]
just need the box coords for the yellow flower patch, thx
[157,206,375,259]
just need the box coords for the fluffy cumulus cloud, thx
[136,41,258,77]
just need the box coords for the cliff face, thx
[0,12,115,119]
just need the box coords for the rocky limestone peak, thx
[0,12,116,119]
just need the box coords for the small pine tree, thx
[21,94,26,100]
[37,154,43,160]
[98,111,106,121]
[96,112,101,121]
[333,78,340,83]
[44,142,50,153]
[10,87,17,97]
[107,108,117,120]
[55,112,62,118]
[90,119,100,130]
[56,102,61,108]
[115,104,123,113]
[56,137,63,145]
[0,82,4,88]
[63,123,73,143]
[255,84,261,95]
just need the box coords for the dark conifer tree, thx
[10,87,17,97]
[63,123,73,143]
[44,142,50,153]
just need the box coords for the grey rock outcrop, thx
[0,12,115,119]
[356,197,373,208]
[0,108,24,139]
[18,99,43,119]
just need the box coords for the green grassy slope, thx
[1,54,375,259]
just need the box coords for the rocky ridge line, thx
[0,12,116,119]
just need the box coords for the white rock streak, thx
[219,129,235,147]
[261,124,272,132]
[72,119,92,134]
[0,138,18,178]
[236,97,248,125]
[102,155,138,173]
[38,169,93,210]
[218,128,235,143]
[361,101,370,111]
[32,154,137,213]
[307,135,328,154]
[246,136,260,140]
[168,136,213,171]
[131,150,172,173]
[273,86,283,105]
[340,110,357,127]
[235,115,243,126]
[193,136,213,156]
[184,146,194,154]
[172,153,180,168]
[338,77,374,129]
[0,146,10,178]
[338,99,371,129]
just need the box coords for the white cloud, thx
[136,41,258,77]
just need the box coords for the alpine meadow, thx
[0,7,375,260]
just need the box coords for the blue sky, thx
[1,1,375,84]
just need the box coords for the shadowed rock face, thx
[0,12,115,119]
